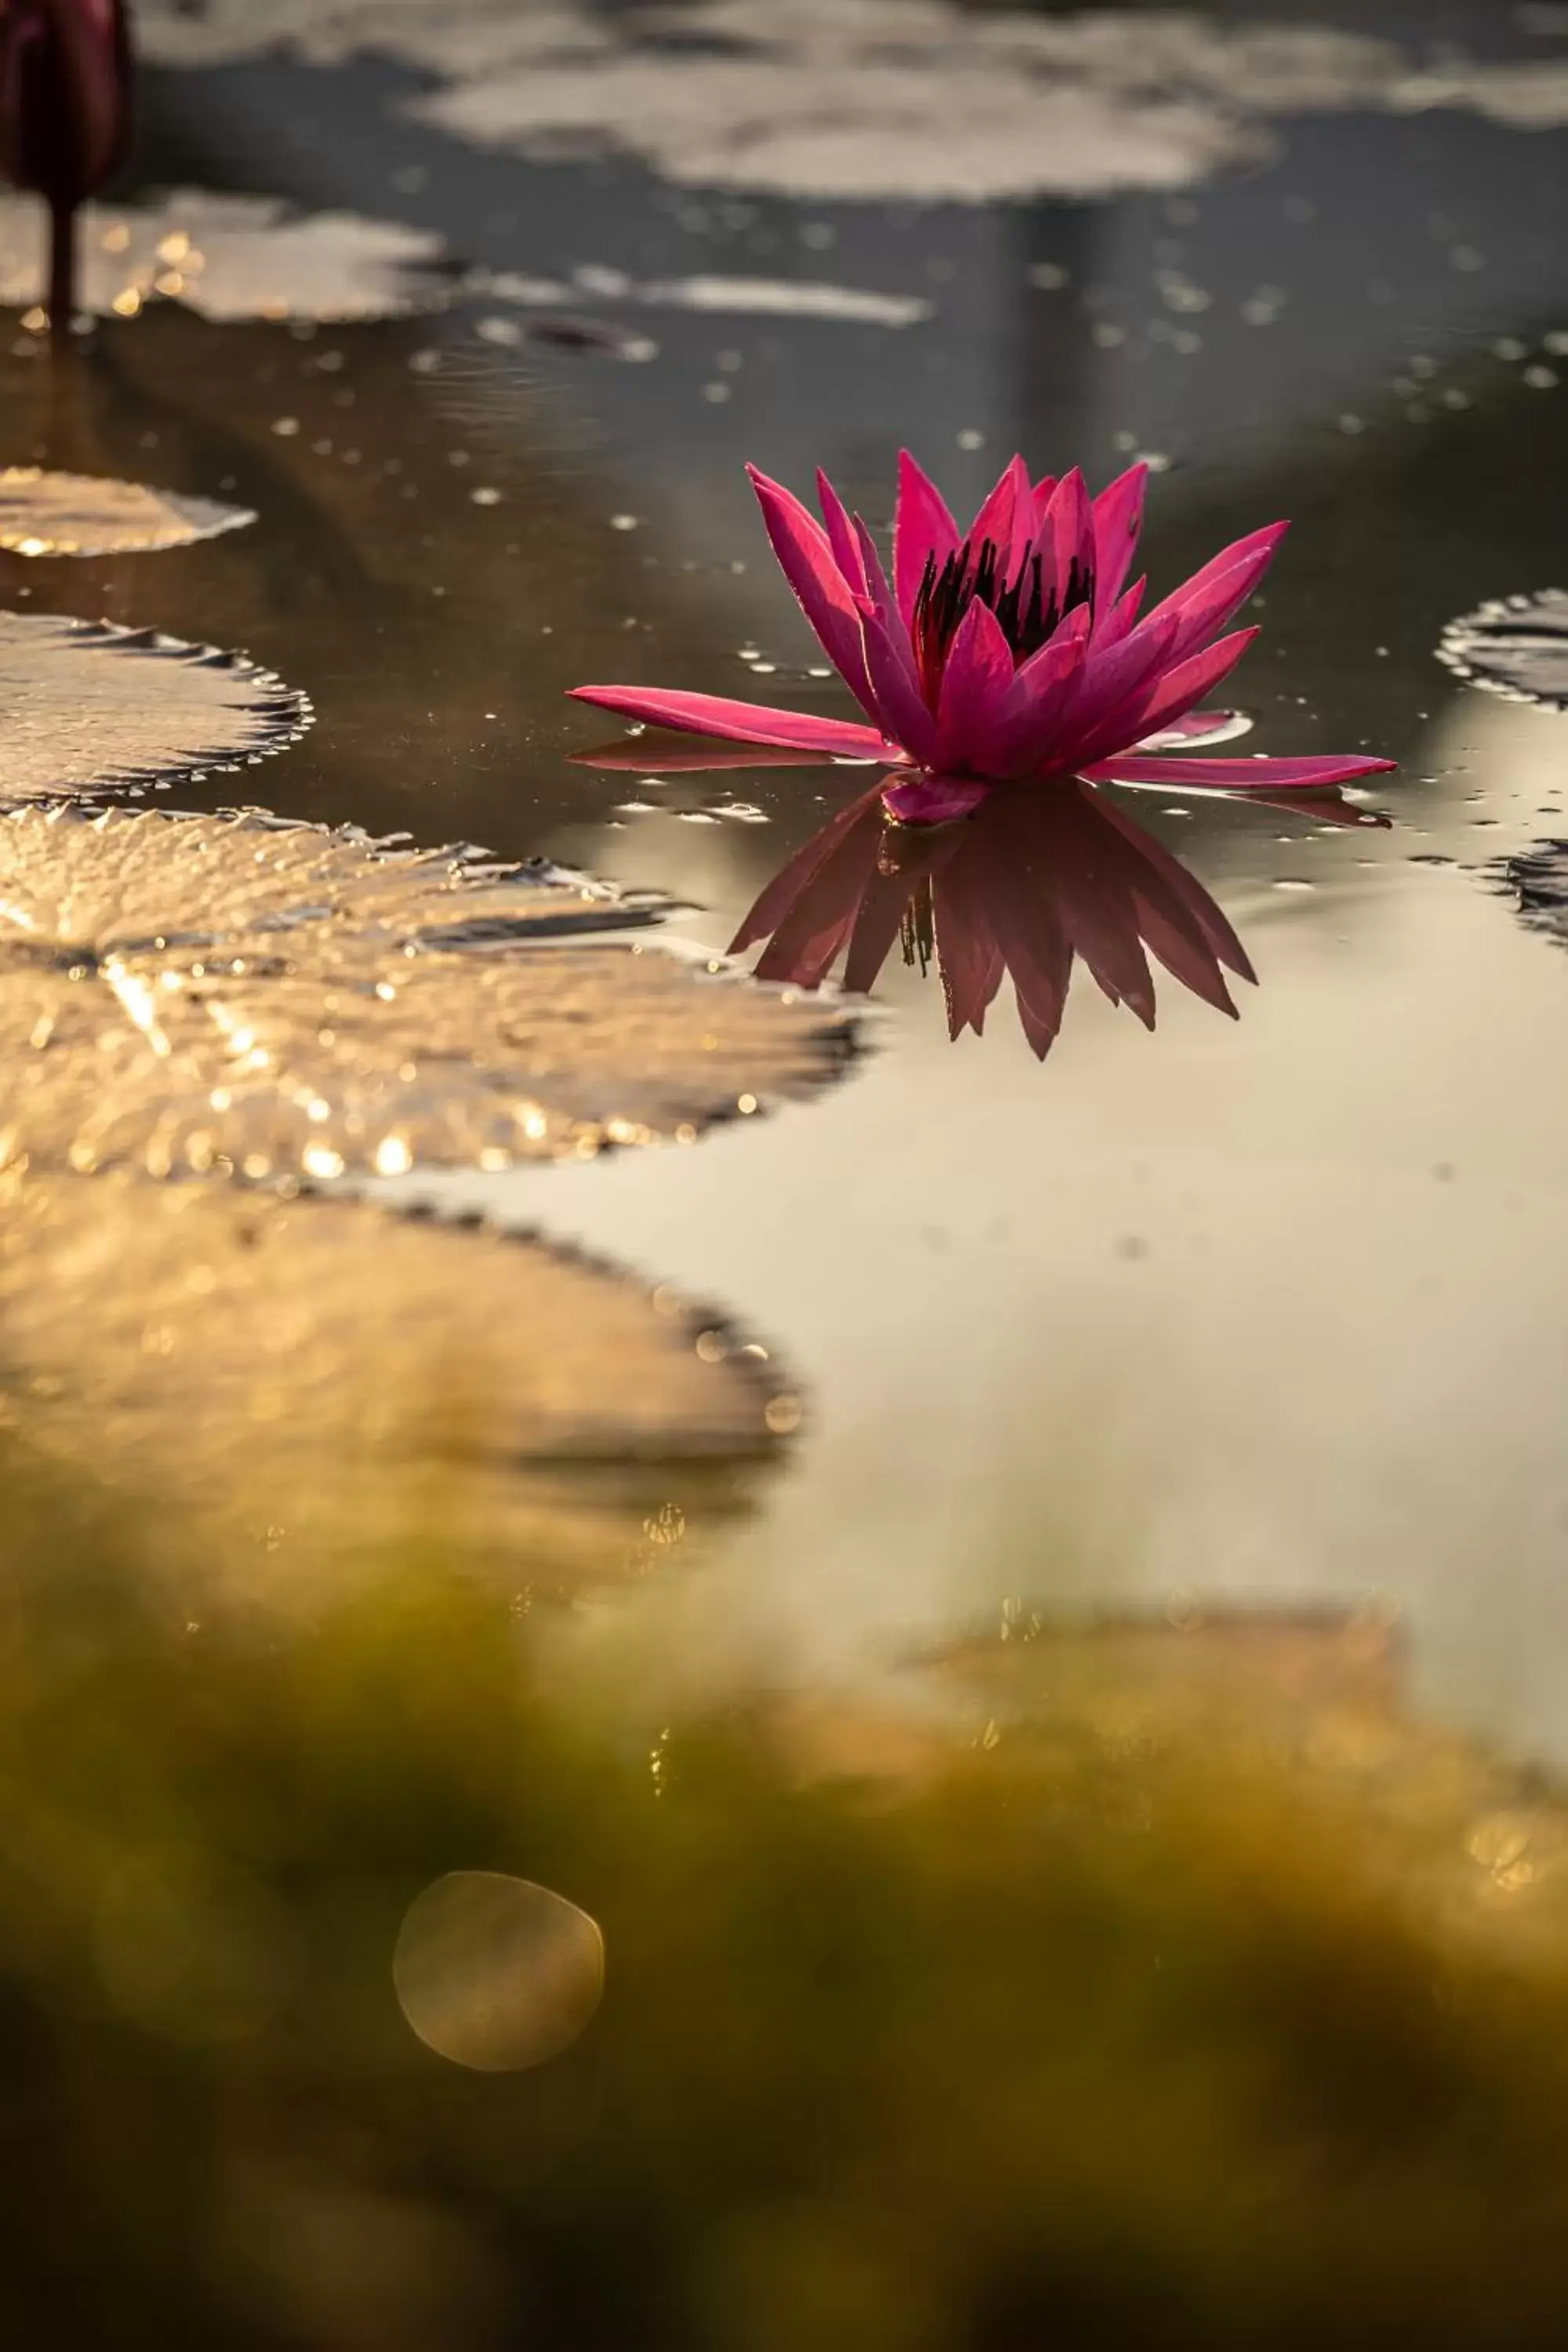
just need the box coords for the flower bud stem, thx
[48,198,76,339]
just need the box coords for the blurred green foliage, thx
[5,1435,1568,2348]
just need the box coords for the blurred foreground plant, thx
[5,1439,1568,2349]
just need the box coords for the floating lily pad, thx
[0,1167,799,1605]
[0,190,455,322]
[1438,591,1568,708]
[1492,839,1568,949]
[0,467,256,558]
[134,0,1568,193]
[0,805,857,1181]
[0,613,310,800]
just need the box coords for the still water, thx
[2,2,1568,2342]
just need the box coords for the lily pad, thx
[0,1167,799,1606]
[0,467,256,558]
[1492,839,1568,949]
[0,190,455,323]
[0,614,310,801]
[898,1610,1568,1962]
[0,805,857,1181]
[1438,591,1568,708]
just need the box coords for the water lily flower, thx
[731,775,1387,1060]
[0,0,132,324]
[572,453,1396,822]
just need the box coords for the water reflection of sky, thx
[12,2,1568,1757]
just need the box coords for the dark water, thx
[2,2,1568,2341]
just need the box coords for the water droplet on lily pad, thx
[1439,591,1568,709]
[0,805,858,1179]
[0,1167,800,1606]
[0,613,310,800]
[0,467,256,557]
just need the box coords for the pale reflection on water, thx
[415,688,1568,1759]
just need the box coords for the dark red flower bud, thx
[0,0,131,212]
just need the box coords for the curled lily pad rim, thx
[0,610,314,806]
[1436,589,1568,710]
[360,1186,809,1458]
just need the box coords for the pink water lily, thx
[572,452,1395,822]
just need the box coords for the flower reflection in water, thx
[729,773,1386,1059]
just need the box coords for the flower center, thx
[911,535,1094,707]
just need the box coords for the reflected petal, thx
[733,774,1261,1061]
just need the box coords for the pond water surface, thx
[3,2,1568,2343]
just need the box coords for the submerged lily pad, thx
[903,1610,1568,1960]
[0,1167,797,1605]
[1438,591,1568,708]
[0,467,256,557]
[0,613,310,800]
[0,805,857,1181]
[0,190,454,323]
[1492,839,1568,949]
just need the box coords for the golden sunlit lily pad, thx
[0,613,310,800]
[0,466,256,557]
[0,188,455,323]
[0,1167,800,1606]
[0,805,857,1181]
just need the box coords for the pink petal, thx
[893,449,960,626]
[967,454,1029,557]
[1059,608,1181,760]
[1028,473,1061,532]
[1145,524,1288,658]
[936,597,1018,773]
[1092,464,1148,612]
[1097,626,1258,757]
[569,684,893,759]
[998,608,1093,771]
[1039,467,1093,609]
[880,772,991,824]
[815,467,868,598]
[1080,752,1399,792]
[862,615,946,765]
[746,465,878,712]
[1094,576,1145,652]
[851,514,925,683]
